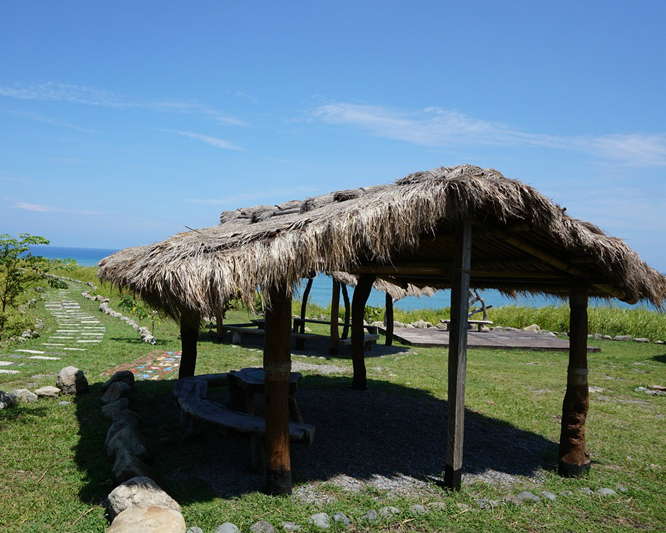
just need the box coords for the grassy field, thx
[0,275,664,532]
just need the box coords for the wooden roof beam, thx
[490,230,632,302]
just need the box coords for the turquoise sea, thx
[30,246,639,311]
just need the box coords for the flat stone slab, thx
[0,361,14,366]
[64,348,86,351]
[29,356,61,360]
[0,369,20,374]
[16,349,45,354]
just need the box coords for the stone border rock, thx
[0,366,89,410]
[102,370,188,531]
[81,291,157,344]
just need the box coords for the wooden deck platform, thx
[381,327,600,352]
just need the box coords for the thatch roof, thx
[98,165,666,319]
[328,271,436,301]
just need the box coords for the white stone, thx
[108,505,185,533]
[35,386,61,398]
[107,477,180,519]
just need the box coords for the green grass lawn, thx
[1,280,665,532]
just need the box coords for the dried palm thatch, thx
[329,271,436,301]
[98,165,666,320]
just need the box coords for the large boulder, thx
[56,366,89,395]
[106,477,181,519]
[102,370,135,392]
[0,391,17,409]
[102,397,130,419]
[102,382,132,405]
[112,449,153,483]
[107,505,185,533]
[11,388,38,403]
[107,425,150,461]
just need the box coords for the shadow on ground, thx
[652,353,666,364]
[74,368,556,506]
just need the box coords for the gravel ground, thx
[167,356,554,501]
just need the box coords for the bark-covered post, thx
[445,220,472,490]
[178,309,201,379]
[341,284,351,340]
[214,305,224,340]
[298,277,314,334]
[263,285,293,495]
[329,280,341,355]
[384,293,394,346]
[295,277,314,349]
[558,286,592,477]
[351,274,376,390]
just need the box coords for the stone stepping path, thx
[1,290,105,375]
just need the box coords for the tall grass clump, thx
[293,299,666,341]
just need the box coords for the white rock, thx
[108,505,185,533]
[35,386,61,398]
[106,477,181,519]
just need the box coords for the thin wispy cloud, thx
[4,109,96,133]
[15,202,99,216]
[0,173,28,183]
[311,102,666,167]
[0,82,246,126]
[166,130,243,151]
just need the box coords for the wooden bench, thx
[174,374,315,473]
[339,333,380,350]
[293,318,378,335]
[222,324,317,346]
[440,319,493,332]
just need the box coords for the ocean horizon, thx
[30,245,645,311]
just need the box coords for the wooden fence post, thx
[445,219,471,490]
[263,285,293,494]
[558,286,591,476]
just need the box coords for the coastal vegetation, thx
[0,234,74,341]
[0,266,663,530]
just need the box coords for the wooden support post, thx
[384,293,394,346]
[351,274,375,390]
[178,310,201,379]
[341,284,351,340]
[445,220,472,491]
[295,277,314,349]
[329,280,341,355]
[214,305,224,340]
[299,278,314,335]
[263,286,293,495]
[558,286,591,477]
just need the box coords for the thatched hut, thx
[99,164,666,494]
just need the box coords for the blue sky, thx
[1,1,664,272]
